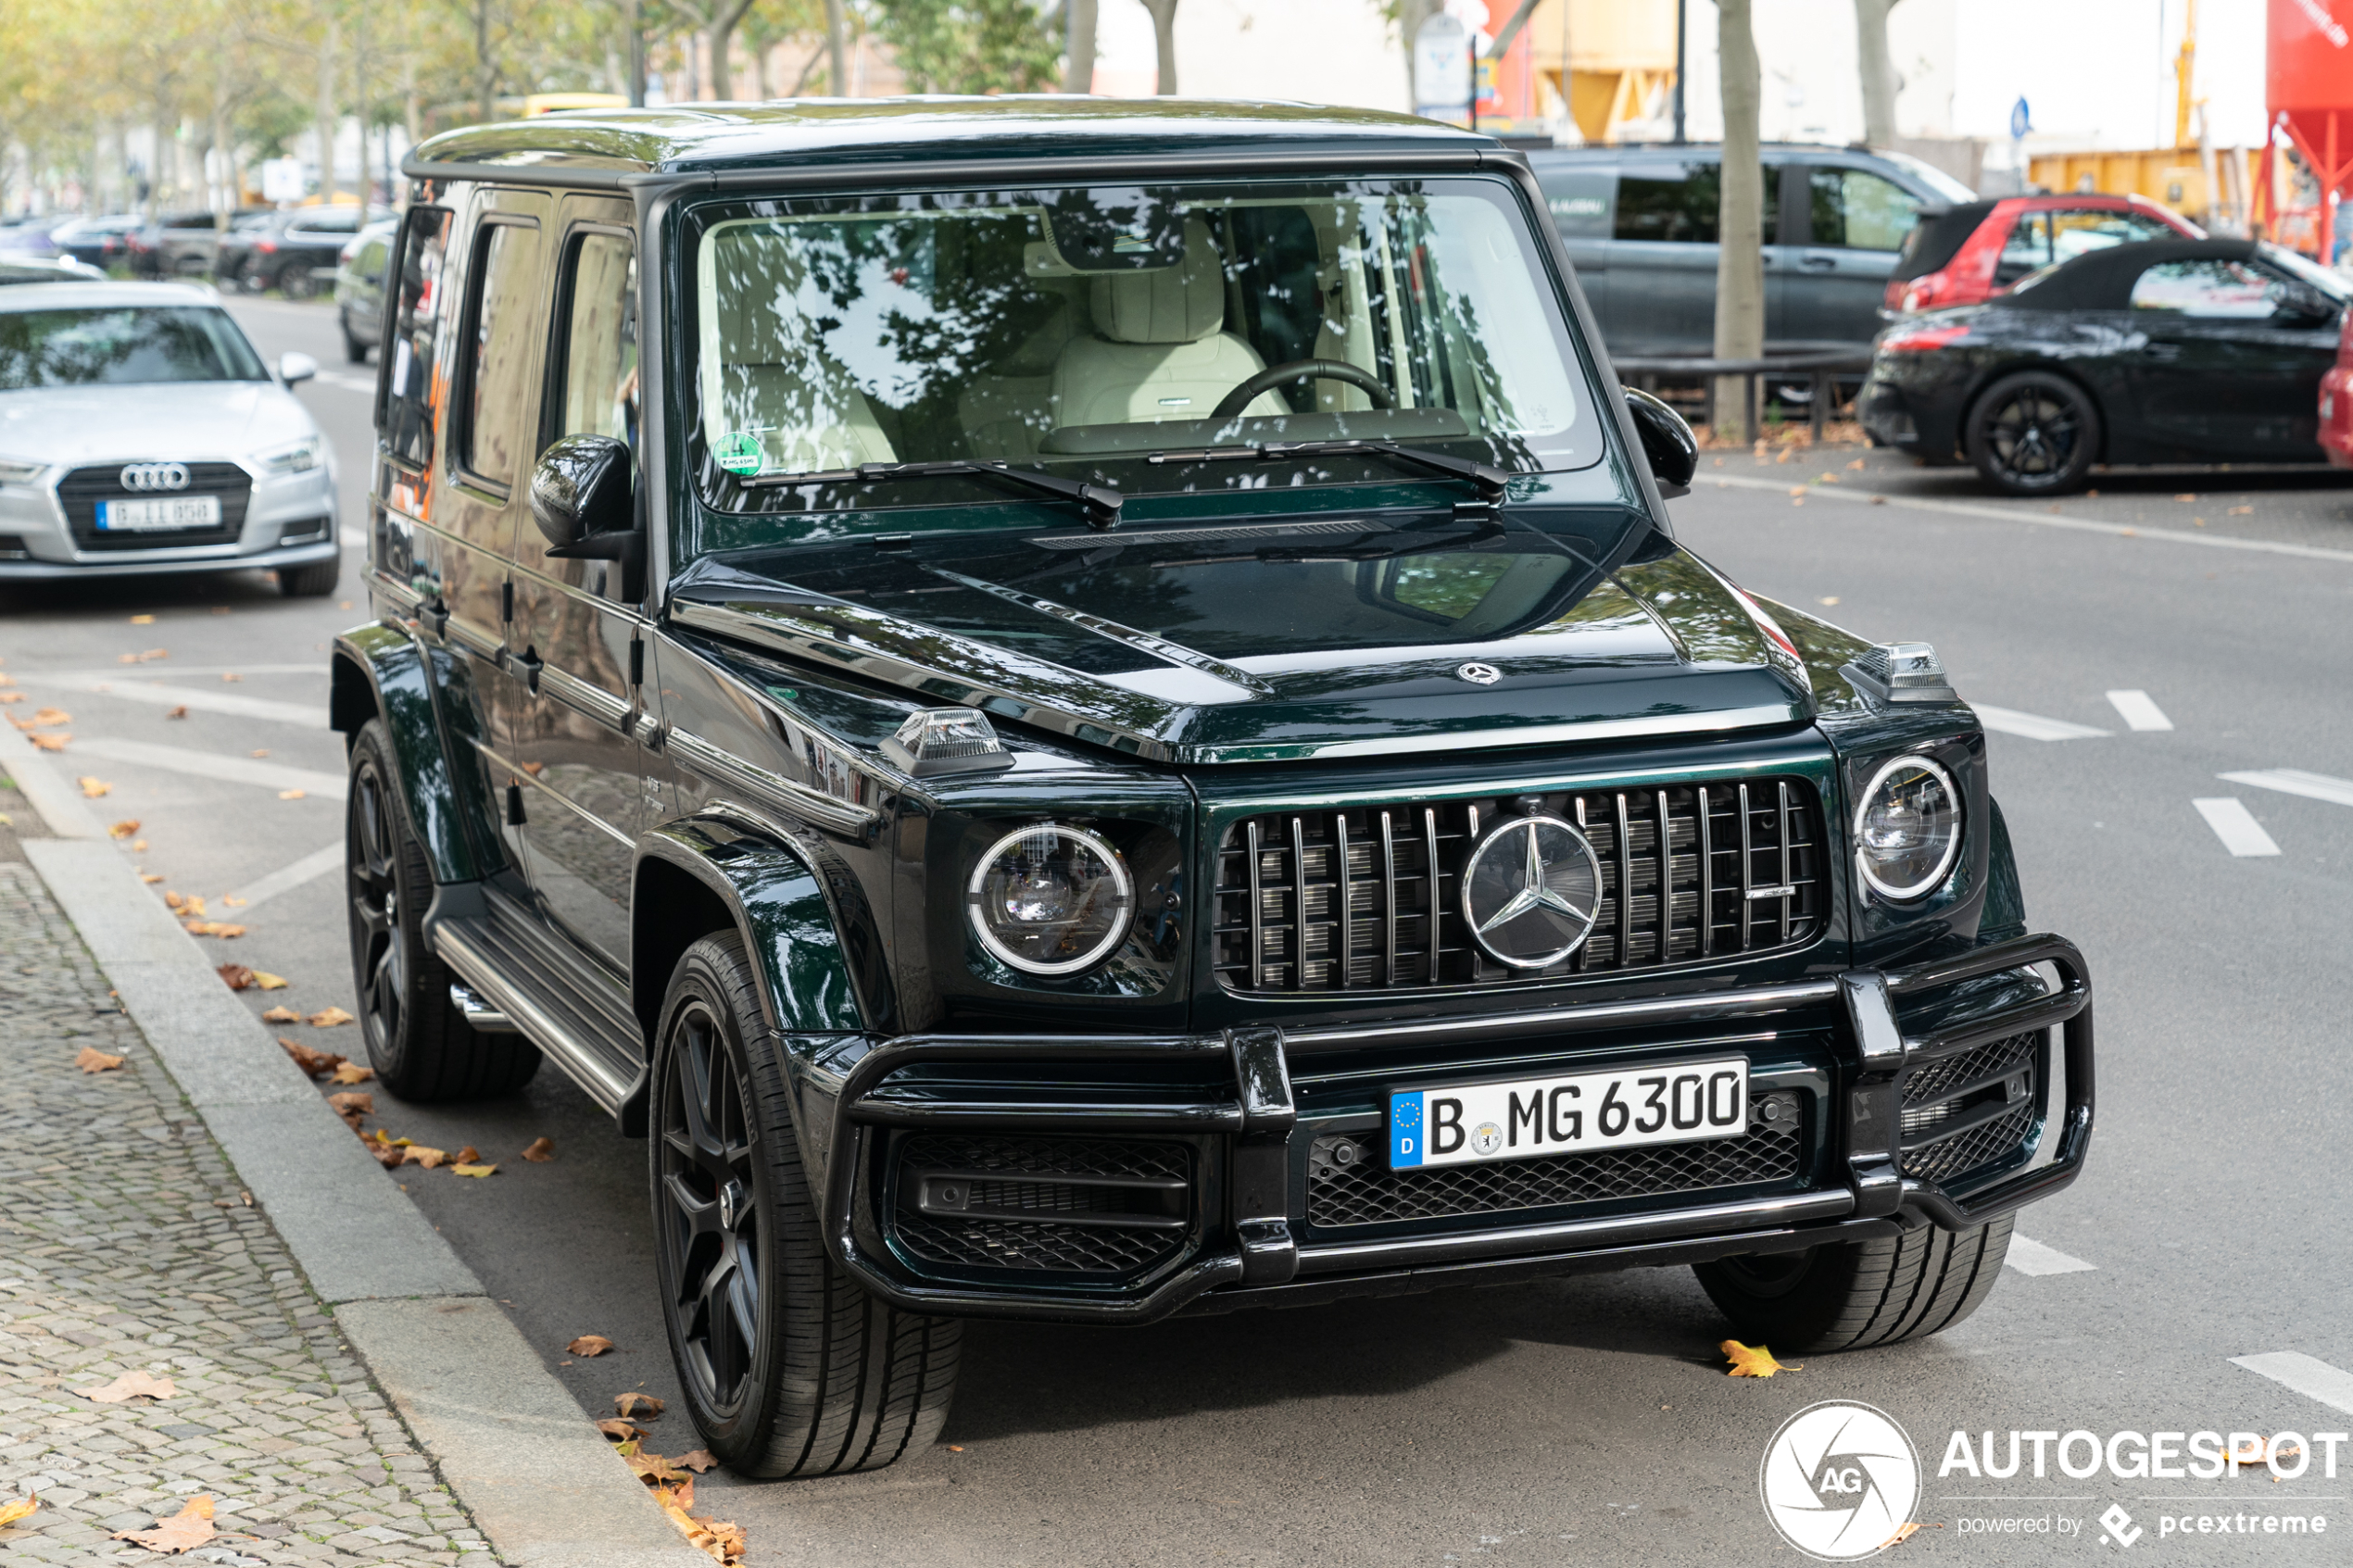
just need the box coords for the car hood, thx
[0,382,317,470]
[670,505,1813,766]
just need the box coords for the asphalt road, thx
[4,296,2350,1565]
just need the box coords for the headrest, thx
[1089,214,1225,345]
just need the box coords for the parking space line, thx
[2006,1235,2097,1275]
[69,737,347,799]
[1974,705,2111,742]
[37,672,329,728]
[2220,768,2353,809]
[313,370,375,394]
[2105,690,2174,731]
[2194,797,2281,857]
[223,843,345,910]
[2229,1352,2353,1418]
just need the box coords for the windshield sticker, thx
[713,430,765,476]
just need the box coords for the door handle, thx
[1801,255,1838,270]
[515,647,543,696]
[2140,342,2183,360]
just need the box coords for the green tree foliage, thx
[870,0,1059,95]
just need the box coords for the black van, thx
[1527,144,1974,356]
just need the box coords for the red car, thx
[1884,193,2202,316]
[2318,320,2353,466]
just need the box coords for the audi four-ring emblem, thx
[119,462,190,492]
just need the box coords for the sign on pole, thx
[1415,12,1472,128]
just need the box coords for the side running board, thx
[433,915,643,1117]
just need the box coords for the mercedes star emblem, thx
[1459,814,1603,969]
[1456,662,1502,685]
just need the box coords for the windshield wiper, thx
[742,459,1123,530]
[1144,440,1514,505]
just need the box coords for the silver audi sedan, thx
[0,282,339,595]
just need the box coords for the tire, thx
[278,263,316,300]
[651,933,960,1477]
[1694,1215,2013,1355]
[346,719,541,1101]
[1965,370,2100,495]
[342,322,369,364]
[280,558,340,597]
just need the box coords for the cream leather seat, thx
[1051,215,1287,430]
[711,249,897,470]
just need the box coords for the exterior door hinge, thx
[500,580,514,623]
[505,782,527,826]
[628,634,645,688]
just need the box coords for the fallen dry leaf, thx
[165,705,188,720]
[2231,1436,2304,1470]
[182,921,245,938]
[253,971,288,989]
[1845,458,1866,470]
[402,1145,450,1169]
[569,1335,616,1357]
[330,1061,373,1085]
[112,1495,213,1554]
[129,614,156,624]
[0,692,20,704]
[30,708,69,727]
[522,1136,556,1162]
[263,1006,302,1024]
[27,733,68,752]
[75,1047,125,1073]
[626,1449,685,1485]
[1879,1522,1942,1549]
[452,1162,498,1178]
[138,648,166,661]
[222,895,246,907]
[658,1489,746,1567]
[614,1392,664,1421]
[327,1092,374,1120]
[1722,1340,1800,1377]
[455,1145,481,1164]
[276,1035,344,1074]
[674,1449,717,1474]
[278,788,307,801]
[0,1495,35,1527]
[249,748,270,759]
[307,1006,354,1027]
[76,1370,175,1402]
[220,672,242,683]
[371,1142,408,1171]
[140,872,164,884]
[108,819,141,839]
[217,964,256,991]
[594,1418,646,1442]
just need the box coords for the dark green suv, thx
[333,99,2094,1478]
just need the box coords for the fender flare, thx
[328,622,481,885]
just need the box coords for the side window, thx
[551,232,640,449]
[2129,258,2282,317]
[1810,169,1920,251]
[381,206,450,471]
[1614,163,1777,245]
[2050,208,2176,263]
[1537,170,1614,239]
[459,220,543,485]
[353,236,389,283]
[1998,214,2054,282]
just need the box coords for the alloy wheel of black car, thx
[1965,370,2101,496]
[651,934,962,1476]
[343,719,539,1101]
[279,263,316,300]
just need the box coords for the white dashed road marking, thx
[222,843,346,910]
[2229,1352,2353,1419]
[2193,797,2281,858]
[2005,1236,2098,1275]
[313,370,375,394]
[1974,705,2111,742]
[68,738,347,800]
[37,672,329,729]
[2104,690,2174,731]
[2219,768,2353,809]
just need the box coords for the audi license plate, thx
[96,495,221,532]
[1390,1057,1749,1170]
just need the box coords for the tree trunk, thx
[1140,0,1178,94]
[474,0,496,123]
[707,0,756,100]
[317,15,340,204]
[626,0,648,106]
[824,0,849,96]
[354,7,371,211]
[1063,0,1097,94]
[1712,0,1764,445]
[1855,0,1899,149]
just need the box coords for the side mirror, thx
[531,434,641,576]
[1624,386,1698,498]
[277,350,317,387]
[2275,284,2338,326]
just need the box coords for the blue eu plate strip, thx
[1390,1092,1425,1168]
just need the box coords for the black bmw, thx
[1856,236,2350,495]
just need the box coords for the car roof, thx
[0,281,222,311]
[2002,236,2259,310]
[409,96,1493,179]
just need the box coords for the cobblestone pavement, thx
[0,858,499,1566]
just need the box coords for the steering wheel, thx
[1211,359,1396,420]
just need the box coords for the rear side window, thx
[2130,258,2296,318]
[381,206,450,470]
[458,220,543,485]
[1537,169,1614,238]
[1808,168,1919,251]
[1614,163,1777,245]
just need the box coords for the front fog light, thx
[1854,755,1962,900]
[967,822,1132,975]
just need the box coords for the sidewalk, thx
[0,847,490,1564]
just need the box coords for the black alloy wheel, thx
[278,262,317,300]
[343,719,539,1100]
[651,934,962,1476]
[1965,370,2100,495]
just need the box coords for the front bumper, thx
[814,933,2094,1323]
[0,536,338,581]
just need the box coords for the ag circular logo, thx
[1759,1401,1920,1561]
[1459,815,1602,969]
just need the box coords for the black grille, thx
[57,462,253,552]
[1304,1091,1805,1229]
[1898,1030,2040,1184]
[887,1134,1191,1278]
[1214,778,1825,993]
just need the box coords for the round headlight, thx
[1854,755,1963,900]
[966,823,1133,976]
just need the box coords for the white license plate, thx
[1390,1057,1749,1170]
[96,495,222,532]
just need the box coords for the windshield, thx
[689,176,1599,512]
[1871,150,1976,205]
[2259,243,2353,302]
[0,307,268,388]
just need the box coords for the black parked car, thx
[1858,236,2348,495]
[217,205,389,298]
[333,100,2094,1477]
[333,219,397,362]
